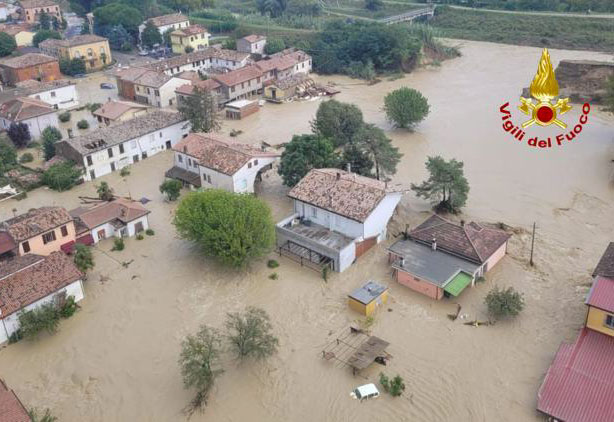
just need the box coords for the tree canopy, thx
[141,20,162,48]
[384,87,430,129]
[411,156,469,214]
[160,179,182,201]
[93,3,143,37]
[42,162,82,191]
[41,126,62,161]
[0,140,17,174]
[7,123,30,148]
[256,0,287,17]
[0,33,17,57]
[225,307,279,360]
[311,100,364,147]
[352,124,402,181]
[173,190,275,267]
[264,38,285,55]
[33,30,61,47]
[278,134,339,187]
[178,87,220,133]
[485,287,525,319]
[74,244,94,273]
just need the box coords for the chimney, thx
[431,237,437,251]
[346,163,351,173]
[336,172,341,180]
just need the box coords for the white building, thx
[166,133,280,193]
[132,70,188,107]
[55,110,190,181]
[237,34,267,55]
[139,13,189,41]
[276,169,406,273]
[0,252,85,344]
[15,79,78,109]
[271,49,312,75]
[0,3,8,21]
[0,97,59,140]
[143,47,251,76]
[70,198,150,243]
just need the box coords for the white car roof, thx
[356,383,379,396]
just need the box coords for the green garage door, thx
[444,272,473,297]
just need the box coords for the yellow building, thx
[170,25,209,54]
[0,24,35,47]
[585,276,614,337]
[39,34,112,72]
[348,281,389,317]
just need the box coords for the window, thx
[178,155,183,163]
[207,175,211,183]
[254,160,258,165]
[133,155,139,162]
[22,241,30,253]
[61,225,68,237]
[90,169,96,179]
[241,82,244,89]
[86,155,93,166]
[107,148,113,158]
[74,51,81,58]
[118,143,124,154]
[42,231,56,244]
[50,91,56,97]
[159,132,163,138]
[110,162,116,172]
[231,87,235,93]
[142,152,148,159]
[100,47,105,54]
[155,90,160,97]
[87,48,93,57]
[606,315,614,329]
[187,158,192,166]
[311,207,317,218]
[147,88,151,94]
[248,162,252,169]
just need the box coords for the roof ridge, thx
[463,224,484,262]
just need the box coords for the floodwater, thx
[0,40,612,422]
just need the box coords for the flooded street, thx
[0,40,612,422]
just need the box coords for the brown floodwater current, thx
[0,40,612,422]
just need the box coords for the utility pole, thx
[530,222,536,266]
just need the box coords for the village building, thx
[271,48,312,75]
[93,100,149,126]
[387,215,510,300]
[237,34,267,55]
[18,0,60,24]
[38,35,112,72]
[0,378,30,421]
[112,67,150,102]
[255,54,297,84]
[131,70,187,107]
[211,65,263,103]
[143,47,250,76]
[0,23,35,47]
[348,281,389,316]
[0,97,59,139]
[3,79,78,109]
[56,110,190,181]
[263,74,310,103]
[0,3,8,21]
[139,13,189,41]
[0,252,84,344]
[224,99,259,120]
[276,169,405,273]
[170,24,210,54]
[166,133,279,193]
[0,207,76,258]
[0,53,60,86]
[69,198,150,243]
[175,78,223,108]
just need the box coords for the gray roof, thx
[58,110,187,155]
[348,281,388,305]
[389,239,479,287]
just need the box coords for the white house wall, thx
[362,192,402,241]
[28,85,78,109]
[231,156,277,193]
[0,113,60,140]
[0,279,84,343]
[89,216,149,243]
[293,200,364,239]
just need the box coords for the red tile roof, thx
[92,100,148,121]
[0,252,83,317]
[255,55,297,73]
[0,379,29,422]
[0,232,16,256]
[69,198,149,230]
[173,24,207,37]
[593,242,614,278]
[0,97,55,122]
[537,327,614,422]
[0,53,56,69]
[212,65,262,87]
[409,215,511,264]
[148,13,189,27]
[0,207,72,242]
[175,79,220,96]
[242,34,265,43]
[586,277,614,313]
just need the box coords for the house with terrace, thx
[55,110,190,181]
[12,79,78,109]
[69,198,150,243]
[276,169,406,273]
[39,35,112,72]
[388,215,511,300]
[165,133,279,193]
[0,252,84,344]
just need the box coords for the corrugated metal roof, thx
[586,277,614,312]
[444,272,472,297]
[537,327,614,422]
[348,281,387,305]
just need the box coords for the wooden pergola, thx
[321,328,391,375]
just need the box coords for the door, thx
[271,88,277,99]
[89,169,96,180]
[165,140,171,149]
[134,222,144,233]
[97,229,106,240]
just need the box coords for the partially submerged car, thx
[350,383,379,401]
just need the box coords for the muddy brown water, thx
[0,40,612,422]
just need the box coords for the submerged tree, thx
[278,134,339,187]
[411,156,469,214]
[74,244,94,273]
[179,325,223,415]
[353,124,402,180]
[384,87,430,130]
[485,287,525,319]
[178,86,221,133]
[96,181,114,201]
[159,179,182,201]
[225,307,279,360]
[311,100,364,147]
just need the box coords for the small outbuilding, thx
[225,99,259,120]
[348,281,388,316]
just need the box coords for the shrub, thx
[136,233,144,240]
[58,296,78,318]
[267,259,279,268]
[18,303,60,340]
[111,238,125,251]
[7,122,31,148]
[28,408,58,422]
[77,119,89,129]
[41,126,63,161]
[74,244,94,273]
[58,111,71,122]
[225,307,279,360]
[119,166,130,177]
[145,229,154,236]
[42,162,82,191]
[269,273,278,280]
[322,265,330,282]
[379,373,406,397]
[88,103,102,112]
[96,181,114,201]
[485,287,525,319]
[159,179,182,201]
[19,153,34,163]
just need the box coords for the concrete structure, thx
[225,99,259,120]
[18,0,61,24]
[0,97,59,139]
[166,133,279,193]
[93,100,149,126]
[0,23,35,47]
[39,35,112,72]
[348,281,389,316]
[8,79,78,109]
[0,252,84,344]
[170,24,209,54]
[211,65,263,103]
[56,110,190,181]
[388,215,510,300]
[237,34,266,55]
[70,198,150,243]
[0,207,75,257]
[0,53,60,85]
[139,13,189,41]
[0,378,30,421]
[276,169,405,273]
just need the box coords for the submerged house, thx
[348,281,389,317]
[388,215,510,300]
[165,133,279,193]
[276,169,405,273]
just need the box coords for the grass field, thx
[431,7,614,52]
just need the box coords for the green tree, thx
[41,126,62,161]
[353,124,402,180]
[18,303,60,340]
[342,144,374,178]
[93,3,143,36]
[365,0,384,11]
[379,373,406,397]
[173,190,275,267]
[0,140,17,174]
[256,0,287,17]
[225,307,279,360]
[7,123,31,148]
[0,33,17,57]
[311,100,364,147]
[278,134,339,187]
[42,162,82,191]
[60,57,86,76]
[264,38,285,55]
[485,287,525,319]
[96,181,114,201]
[411,156,469,214]
[384,87,430,130]
[178,86,220,133]
[81,19,91,35]
[33,30,61,47]
[74,244,94,273]
[141,20,162,49]
[39,12,51,30]
[179,325,223,415]
[159,179,182,201]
